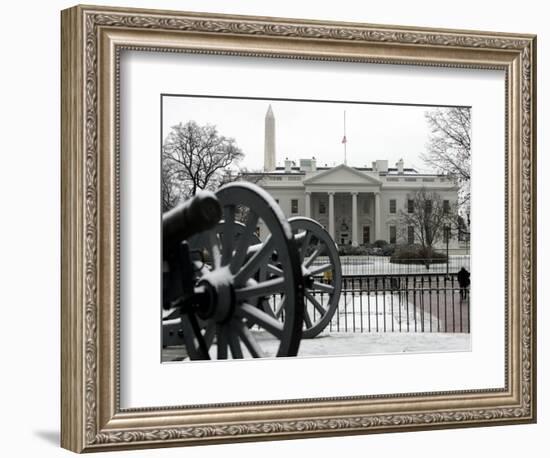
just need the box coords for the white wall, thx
[0,1,546,457]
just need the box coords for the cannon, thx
[162,182,304,360]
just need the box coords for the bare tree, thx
[161,160,182,212]
[422,107,471,210]
[162,121,244,208]
[217,167,265,188]
[394,188,456,249]
[216,168,266,223]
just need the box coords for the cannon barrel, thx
[163,191,222,247]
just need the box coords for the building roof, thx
[243,165,444,178]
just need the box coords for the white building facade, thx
[246,106,460,249]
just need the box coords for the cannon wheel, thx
[167,182,304,360]
[161,220,262,352]
[262,217,342,338]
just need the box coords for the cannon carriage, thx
[162,182,342,360]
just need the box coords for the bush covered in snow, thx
[390,244,447,265]
[337,241,396,256]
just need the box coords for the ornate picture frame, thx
[61,4,536,452]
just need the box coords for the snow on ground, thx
[254,331,471,358]
[162,332,471,362]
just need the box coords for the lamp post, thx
[445,225,450,277]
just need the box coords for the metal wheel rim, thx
[262,216,342,338]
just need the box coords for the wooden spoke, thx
[216,324,228,359]
[228,327,244,359]
[297,230,311,261]
[235,277,285,302]
[203,322,216,348]
[312,281,334,294]
[304,243,324,268]
[305,291,327,316]
[308,263,332,276]
[234,320,265,358]
[236,303,284,338]
[234,236,275,285]
[188,313,210,358]
[229,210,259,274]
[303,308,313,328]
[206,231,222,269]
[266,263,283,277]
[221,206,236,265]
[274,296,286,318]
[179,315,210,360]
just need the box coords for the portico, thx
[302,165,382,246]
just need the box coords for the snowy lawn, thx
[315,255,471,276]
[256,331,471,358]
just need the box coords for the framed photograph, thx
[61,4,536,453]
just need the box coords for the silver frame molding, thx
[61,4,536,453]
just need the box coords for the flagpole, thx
[343,110,347,165]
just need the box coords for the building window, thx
[389,199,396,214]
[389,226,397,244]
[319,201,326,214]
[291,199,298,214]
[443,200,450,214]
[407,199,414,213]
[425,200,432,214]
[407,226,414,244]
[363,226,370,245]
[363,198,369,213]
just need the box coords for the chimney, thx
[396,158,404,174]
[284,157,293,173]
[299,157,317,172]
[376,160,388,174]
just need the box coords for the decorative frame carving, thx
[61,4,536,452]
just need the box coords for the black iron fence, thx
[310,273,470,334]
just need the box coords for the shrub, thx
[390,244,447,265]
[362,241,395,256]
[337,245,369,256]
[379,243,396,256]
[336,241,397,257]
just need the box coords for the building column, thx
[305,192,311,218]
[351,192,358,247]
[374,191,381,241]
[328,192,335,240]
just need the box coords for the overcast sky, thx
[162,95,451,173]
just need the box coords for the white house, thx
[245,105,460,249]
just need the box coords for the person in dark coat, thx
[457,267,470,300]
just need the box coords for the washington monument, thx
[264,105,276,172]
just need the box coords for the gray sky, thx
[162,96,444,173]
